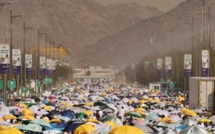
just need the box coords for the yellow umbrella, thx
[84,110,94,116]
[184,110,197,117]
[0,126,7,131]
[135,108,145,112]
[0,127,23,134]
[0,118,4,121]
[147,98,153,102]
[4,115,17,120]
[22,109,33,115]
[49,118,62,123]
[43,106,54,111]
[108,125,145,134]
[16,103,27,108]
[181,108,189,113]
[74,124,96,134]
[22,115,35,121]
[61,101,73,108]
[102,92,107,96]
[198,118,212,123]
[174,101,181,105]
[160,117,174,124]
[139,100,148,104]
[86,118,100,124]
[42,117,49,122]
[85,102,94,107]
[178,95,185,101]
[104,121,118,129]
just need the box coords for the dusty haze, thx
[94,0,185,12]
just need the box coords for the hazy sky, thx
[94,0,185,12]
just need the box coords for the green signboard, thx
[0,80,3,90]
[43,78,53,84]
[7,80,16,89]
[168,81,175,88]
[36,80,41,87]
[21,86,29,93]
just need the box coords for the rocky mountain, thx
[0,0,162,65]
[77,0,215,66]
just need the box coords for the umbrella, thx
[104,121,118,129]
[155,122,169,128]
[134,119,146,126]
[61,109,75,119]
[180,118,197,126]
[58,116,71,122]
[158,110,170,117]
[15,124,42,133]
[3,114,17,120]
[63,122,83,132]
[135,125,154,133]
[49,118,62,123]
[158,129,177,134]
[0,121,13,127]
[94,102,107,107]
[101,116,113,122]
[57,104,67,111]
[43,130,61,134]
[179,125,208,134]
[169,115,182,123]
[198,118,212,123]
[103,108,114,113]
[30,119,51,127]
[86,118,100,124]
[49,110,61,118]
[108,125,145,134]
[84,110,93,117]
[145,114,159,121]
[128,112,143,118]
[0,127,23,134]
[73,124,96,134]
[111,118,123,126]
[19,115,35,121]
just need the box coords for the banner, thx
[202,50,210,76]
[12,49,21,75]
[165,57,172,76]
[184,54,192,77]
[39,56,46,74]
[46,59,53,75]
[25,54,32,75]
[157,58,163,70]
[0,44,10,74]
[52,59,56,74]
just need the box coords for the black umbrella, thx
[63,122,84,132]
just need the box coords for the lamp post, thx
[0,2,11,105]
[23,22,33,99]
[9,10,22,105]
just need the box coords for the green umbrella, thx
[30,119,51,127]
[78,113,87,119]
[94,102,107,107]
[101,116,113,122]
[15,124,42,132]
[23,103,37,107]
[128,112,143,118]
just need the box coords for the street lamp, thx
[9,10,22,105]
[23,22,33,99]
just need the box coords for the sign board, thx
[0,44,10,74]
[25,54,32,75]
[12,49,21,75]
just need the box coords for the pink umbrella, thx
[134,119,146,126]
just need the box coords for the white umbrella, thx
[43,130,61,134]
[158,129,178,134]
[170,115,182,122]
[158,110,170,117]
[122,98,129,103]
[179,125,208,134]
[0,121,13,127]
[180,118,197,126]
[111,118,122,126]
[136,125,154,133]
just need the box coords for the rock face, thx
[78,0,215,66]
[0,0,162,66]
